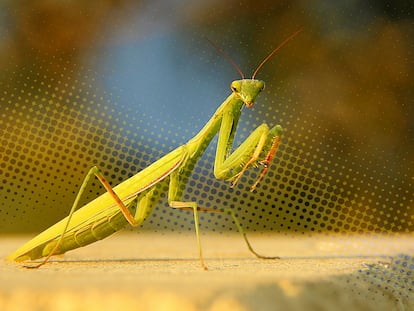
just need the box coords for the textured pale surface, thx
[1,233,413,311]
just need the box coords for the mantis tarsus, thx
[7,30,301,270]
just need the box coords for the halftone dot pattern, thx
[347,254,414,306]
[1,58,413,303]
[0,60,413,241]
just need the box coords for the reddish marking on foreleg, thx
[250,135,281,192]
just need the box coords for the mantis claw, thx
[250,163,269,192]
[230,173,243,188]
[22,262,46,269]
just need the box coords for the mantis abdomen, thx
[11,205,131,262]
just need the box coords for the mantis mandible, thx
[7,30,301,270]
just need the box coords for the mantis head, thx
[230,79,265,108]
[208,29,302,108]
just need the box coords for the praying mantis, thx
[7,30,301,270]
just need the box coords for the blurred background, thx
[0,0,412,236]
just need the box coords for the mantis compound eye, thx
[257,81,265,91]
[230,81,241,93]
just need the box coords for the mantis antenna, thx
[207,38,245,79]
[207,29,302,80]
[252,28,303,79]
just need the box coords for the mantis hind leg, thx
[25,166,134,269]
[170,205,279,267]
[216,207,279,259]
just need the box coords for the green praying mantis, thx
[7,30,301,270]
